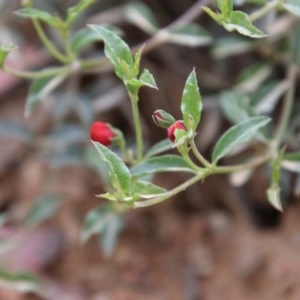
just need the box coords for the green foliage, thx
[181,69,202,131]
[0,42,15,68]
[15,7,63,28]
[92,141,132,198]
[131,155,196,177]
[212,116,271,163]
[89,25,133,81]
[2,0,300,256]
[81,204,123,257]
[203,0,266,38]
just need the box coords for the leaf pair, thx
[89,25,157,91]
[15,0,95,29]
[203,0,266,38]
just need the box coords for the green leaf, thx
[70,27,101,53]
[132,181,166,198]
[125,2,159,35]
[284,151,300,161]
[212,36,254,59]
[24,195,61,227]
[89,24,133,80]
[15,8,62,28]
[267,149,284,212]
[173,128,194,147]
[131,154,195,177]
[145,139,173,158]
[181,68,202,130]
[202,7,223,23]
[168,23,211,47]
[81,204,123,256]
[99,211,123,257]
[235,63,272,93]
[251,80,287,114]
[25,73,66,117]
[0,121,35,143]
[223,11,266,38]
[281,0,300,17]
[212,116,271,162]
[220,90,254,124]
[282,151,300,173]
[0,269,40,293]
[92,141,131,196]
[267,185,283,212]
[139,69,157,89]
[290,24,300,66]
[133,46,143,77]
[0,42,16,68]
[66,0,95,25]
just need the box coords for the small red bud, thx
[152,109,175,128]
[90,121,115,146]
[167,120,187,143]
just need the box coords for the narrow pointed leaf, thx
[125,2,159,34]
[145,139,173,158]
[15,8,62,28]
[131,154,195,177]
[70,28,102,53]
[168,24,211,47]
[92,141,131,195]
[139,69,157,89]
[132,181,166,198]
[81,204,123,257]
[99,212,123,257]
[212,116,271,162]
[67,0,95,25]
[267,185,283,212]
[181,68,202,130]
[223,11,266,38]
[89,25,133,80]
[0,42,16,67]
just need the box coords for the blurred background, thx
[0,0,300,299]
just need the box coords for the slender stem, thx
[189,139,211,168]
[274,64,298,147]
[134,148,272,208]
[215,151,271,174]
[32,19,70,63]
[180,149,203,172]
[249,1,277,22]
[134,170,207,208]
[2,65,69,79]
[129,92,143,163]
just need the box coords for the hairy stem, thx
[134,170,206,208]
[32,19,69,63]
[274,64,298,147]
[189,139,211,168]
[129,92,143,163]
[2,65,69,79]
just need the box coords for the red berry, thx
[90,121,115,146]
[167,120,187,143]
